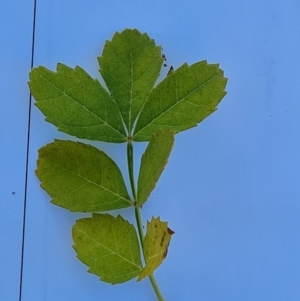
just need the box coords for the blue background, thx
[1,0,300,300]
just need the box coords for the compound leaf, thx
[137,129,174,207]
[29,63,126,143]
[73,213,142,284]
[36,140,132,212]
[98,28,164,132]
[133,61,228,141]
[138,217,174,281]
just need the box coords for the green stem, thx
[127,139,165,301]
[127,139,137,200]
[149,274,165,301]
[135,206,145,251]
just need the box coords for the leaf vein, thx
[48,162,131,205]
[37,71,125,137]
[76,227,141,269]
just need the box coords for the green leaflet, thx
[98,29,164,133]
[73,213,142,284]
[133,61,228,141]
[137,129,174,207]
[138,217,174,281]
[29,64,126,143]
[36,140,132,212]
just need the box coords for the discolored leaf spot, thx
[167,66,174,75]
[138,217,174,281]
[167,227,175,235]
[160,231,166,247]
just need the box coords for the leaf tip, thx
[167,227,175,235]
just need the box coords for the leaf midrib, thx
[47,161,132,205]
[76,226,142,270]
[105,43,160,132]
[37,70,125,138]
[134,73,220,136]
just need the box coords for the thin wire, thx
[19,0,37,300]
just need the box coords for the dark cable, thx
[19,0,37,299]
